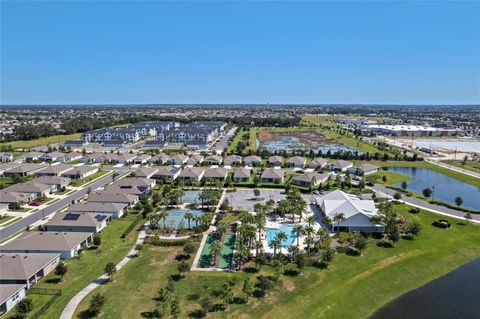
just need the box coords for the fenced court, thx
[180,190,201,204]
[164,209,204,228]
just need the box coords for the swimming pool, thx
[267,225,297,248]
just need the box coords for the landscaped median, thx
[63,204,480,319]
[4,214,143,319]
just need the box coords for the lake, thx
[371,258,480,319]
[388,166,480,211]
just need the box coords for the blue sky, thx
[1,1,479,105]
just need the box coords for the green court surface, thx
[198,233,217,268]
[218,233,235,269]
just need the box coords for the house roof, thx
[287,156,306,164]
[66,202,127,213]
[331,160,353,169]
[154,166,180,177]
[204,167,228,178]
[33,176,71,186]
[0,231,92,252]
[309,157,327,167]
[62,166,98,175]
[0,284,26,304]
[36,164,72,175]
[133,167,158,178]
[293,172,329,183]
[135,154,152,161]
[268,156,283,163]
[88,191,138,204]
[223,155,242,163]
[204,155,223,162]
[356,163,380,172]
[0,162,21,172]
[179,167,204,178]
[46,212,109,228]
[315,190,378,219]
[234,168,251,178]
[244,155,261,162]
[7,163,46,174]
[261,169,284,179]
[5,182,52,194]
[0,253,60,280]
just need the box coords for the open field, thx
[5,214,142,319]
[0,177,15,188]
[365,171,410,187]
[0,133,82,150]
[70,170,111,187]
[72,204,480,319]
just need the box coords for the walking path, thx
[370,185,480,224]
[59,222,149,319]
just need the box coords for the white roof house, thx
[315,190,383,233]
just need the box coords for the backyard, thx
[71,204,480,319]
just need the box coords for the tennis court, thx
[180,190,202,204]
[164,209,204,228]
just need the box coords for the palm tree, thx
[274,231,287,257]
[211,240,222,267]
[304,226,314,255]
[184,211,194,229]
[277,199,290,219]
[322,215,333,231]
[216,221,228,239]
[306,216,315,227]
[292,225,304,248]
[269,238,281,259]
[333,212,346,234]
[158,210,169,229]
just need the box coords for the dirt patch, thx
[283,279,296,292]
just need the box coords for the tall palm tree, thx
[322,215,333,231]
[269,238,281,259]
[211,240,222,267]
[184,211,194,230]
[292,225,304,248]
[306,216,315,227]
[159,210,169,229]
[274,231,287,256]
[333,212,346,234]
[277,199,290,219]
[216,221,228,239]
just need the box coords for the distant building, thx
[362,124,463,137]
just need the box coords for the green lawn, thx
[0,133,81,150]
[71,204,480,319]
[365,171,410,187]
[0,176,15,188]
[7,214,143,319]
[227,128,248,153]
[444,160,480,174]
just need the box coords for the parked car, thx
[29,201,41,206]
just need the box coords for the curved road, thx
[0,168,129,241]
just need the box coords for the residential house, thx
[223,155,242,166]
[308,157,327,169]
[143,140,167,149]
[243,155,261,167]
[326,160,354,172]
[35,164,72,177]
[178,167,205,183]
[105,178,156,196]
[45,212,111,233]
[233,168,251,183]
[0,253,60,288]
[204,167,229,182]
[63,140,88,149]
[66,202,127,219]
[152,166,181,181]
[14,152,44,163]
[287,156,306,168]
[260,169,284,184]
[186,154,204,165]
[61,166,99,179]
[133,154,151,164]
[203,155,223,166]
[347,163,380,176]
[170,154,189,165]
[132,167,158,179]
[0,163,20,176]
[87,191,139,207]
[268,156,283,167]
[315,190,384,233]
[102,140,126,149]
[0,231,93,259]
[0,153,13,163]
[111,153,136,164]
[3,164,46,177]
[0,284,26,316]
[292,172,330,187]
[33,176,71,189]
[38,152,68,163]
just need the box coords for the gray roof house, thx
[111,153,137,164]
[0,253,60,288]
[204,155,223,165]
[178,167,205,183]
[268,156,283,167]
[0,284,26,316]
[260,169,284,184]
[5,181,55,197]
[38,152,68,163]
[223,155,242,166]
[45,212,111,233]
[346,163,380,176]
[0,231,93,259]
[3,163,46,177]
[0,153,13,163]
[186,154,204,165]
[66,202,127,219]
[35,164,72,177]
[143,140,167,149]
[233,168,251,183]
[152,166,181,181]
[14,152,44,163]
[170,154,189,165]
[326,160,354,172]
[204,167,229,182]
[0,162,21,176]
[63,140,88,148]
[243,155,261,166]
[308,157,327,169]
[33,176,71,189]
[87,191,139,206]
[61,166,99,179]
[106,178,156,195]
[132,167,158,179]
[133,154,152,164]
[292,172,330,187]
[287,156,307,168]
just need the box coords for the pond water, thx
[371,258,480,319]
[388,166,480,211]
[257,135,361,154]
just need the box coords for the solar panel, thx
[63,213,81,221]
[94,214,108,222]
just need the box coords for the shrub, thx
[432,219,451,229]
[89,293,106,316]
[93,233,102,246]
[15,298,32,318]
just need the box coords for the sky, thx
[1,1,479,105]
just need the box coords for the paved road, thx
[59,222,148,319]
[426,159,480,179]
[371,184,480,223]
[0,168,130,241]
[213,127,237,153]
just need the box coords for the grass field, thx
[443,160,480,174]
[72,204,480,319]
[6,214,142,319]
[0,177,15,188]
[365,171,410,187]
[0,133,82,150]
[227,128,248,153]
[70,170,111,187]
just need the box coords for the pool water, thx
[267,225,297,248]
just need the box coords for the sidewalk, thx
[59,222,148,319]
